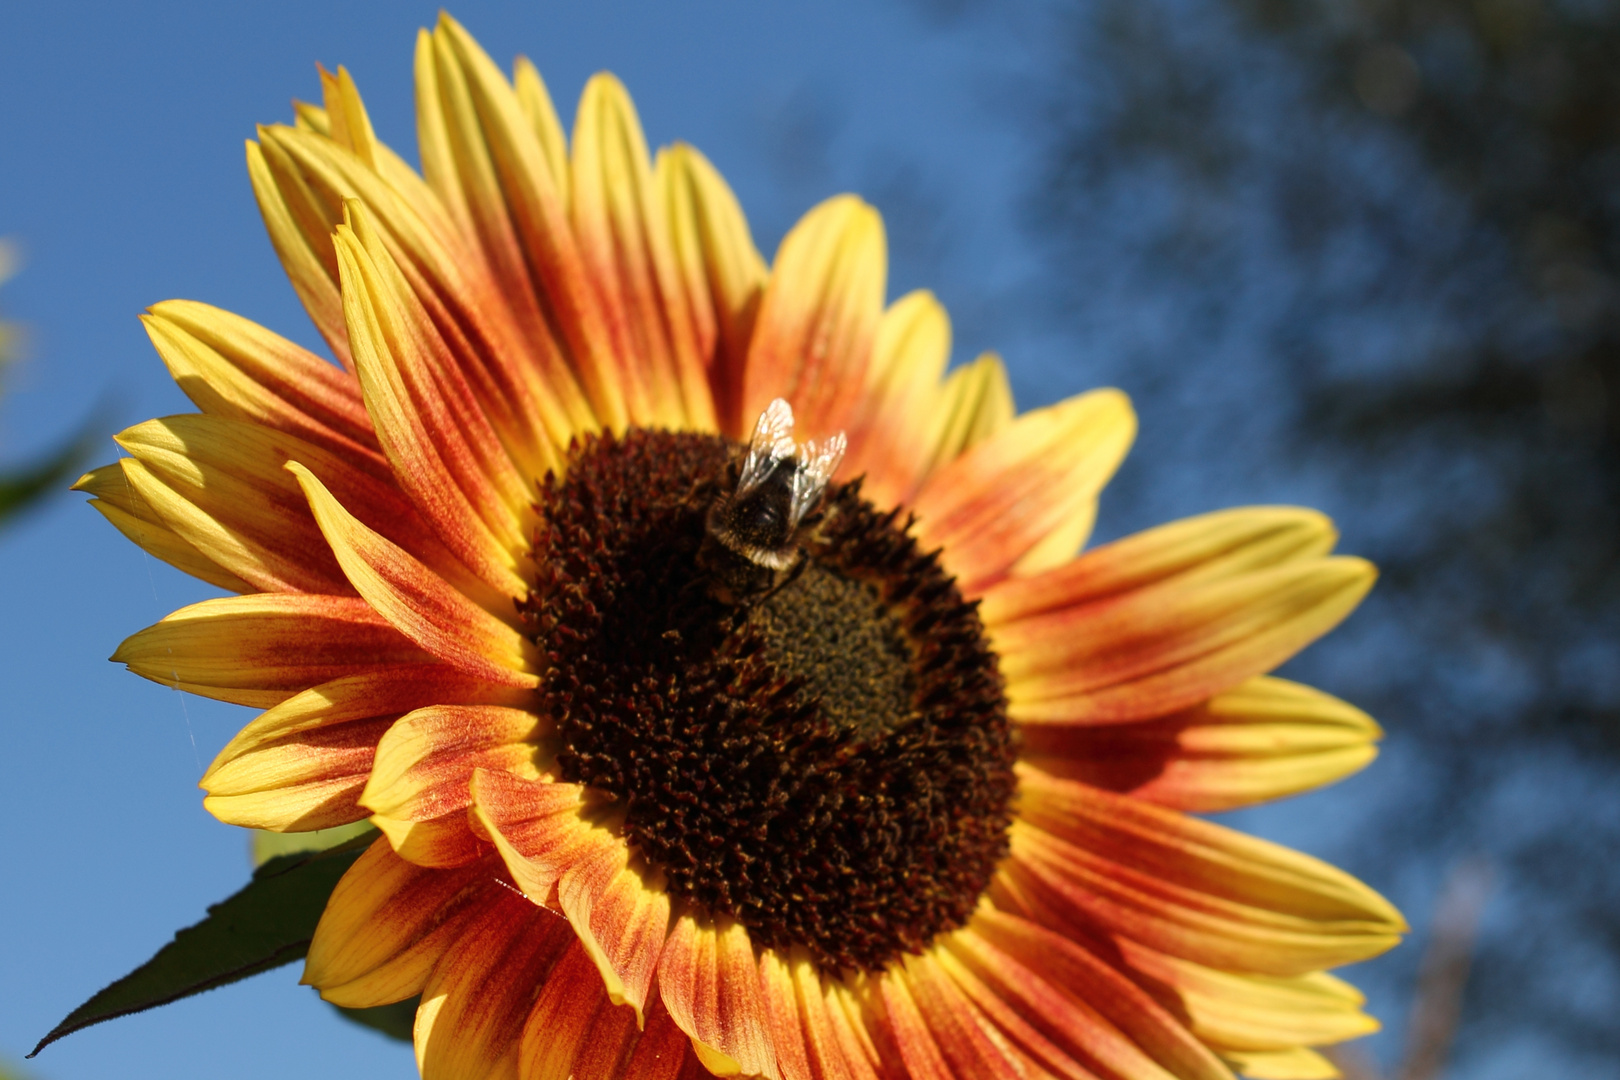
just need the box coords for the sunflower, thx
[78,14,1403,1080]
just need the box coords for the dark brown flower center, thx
[523,429,1016,973]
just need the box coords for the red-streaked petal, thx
[557,838,672,1022]
[911,389,1136,595]
[623,998,713,1080]
[143,300,382,470]
[427,15,636,431]
[659,143,767,433]
[201,714,389,832]
[1021,677,1381,812]
[739,196,886,445]
[260,111,586,480]
[303,839,496,1007]
[996,559,1375,726]
[469,767,609,905]
[1015,767,1404,926]
[839,290,952,510]
[519,941,640,1080]
[787,955,869,1080]
[247,137,352,366]
[896,953,1026,1080]
[415,887,576,1080]
[344,199,534,534]
[572,73,716,431]
[75,463,254,593]
[957,908,1234,1080]
[203,667,531,830]
[658,914,778,1078]
[1117,939,1378,1054]
[291,462,537,687]
[834,982,903,1080]
[979,508,1340,628]
[758,951,815,1080]
[117,413,488,601]
[333,212,532,597]
[362,704,544,867]
[1002,777,1405,975]
[924,944,1099,1080]
[112,594,434,708]
[872,970,953,1080]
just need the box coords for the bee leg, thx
[757,549,810,605]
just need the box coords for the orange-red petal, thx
[112,594,434,708]
[1021,677,1381,811]
[979,508,1340,628]
[911,389,1136,595]
[739,196,885,445]
[557,838,672,1021]
[303,839,497,1007]
[956,908,1233,1080]
[291,462,537,686]
[1002,773,1404,976]
[658,914,777,1077]
[469,767,609,905]
[362,704,545,867]
[994,558,1375,726]
[414,886,575,1080]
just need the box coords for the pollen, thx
[524,428,1017,973]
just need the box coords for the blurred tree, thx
[919,0,1620,1074]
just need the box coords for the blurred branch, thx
[1324,859,1494,1080]
[1398,859,1494,1080]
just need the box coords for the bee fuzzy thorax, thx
[704,398,846,584]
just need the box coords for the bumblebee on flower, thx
[77,13,1402,1080]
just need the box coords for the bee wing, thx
[738,398,799,495]
[787,431,847,528]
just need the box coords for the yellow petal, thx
[304,839,492,1007]
[75,462,252,593]
[1222,1046,1341,1079]
[740,195,886,444]
[112,594,434,708]
[998,558,1376,725]
[143,299,381,470]
[840,290,952,509]
[981,506,1341,628]
[916,351,1014,480]
[1022,676,1382,811]
[247,137,350,366]
[660,142,768,434]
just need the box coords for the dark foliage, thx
[921,0,1620,1073]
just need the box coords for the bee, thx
[699,398,846,603]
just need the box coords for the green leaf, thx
[251,821,376,867]
[29,828,377,1057]
[332,996,419,1042]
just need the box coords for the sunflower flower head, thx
[80,14,1403,1080]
